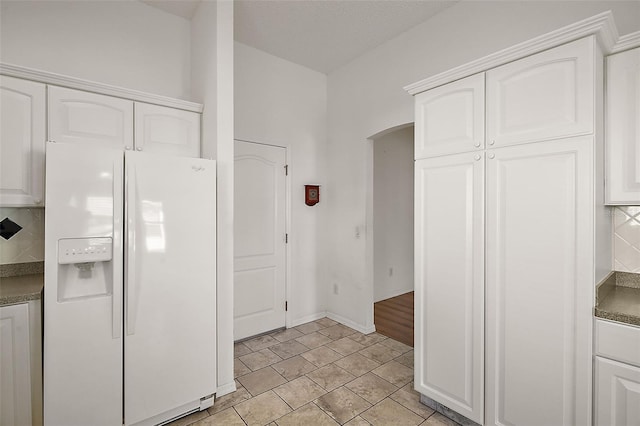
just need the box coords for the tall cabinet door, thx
[486,37,594,147]
[414,152,484,424]
[134,102,201,157]
[48,86,133,149]
[485,137,593,426]
[124,152,216,425]
[0,76,45,207]
[415,73,485,159]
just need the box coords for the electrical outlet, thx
[333,283,339,295]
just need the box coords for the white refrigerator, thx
[44,142,216,426]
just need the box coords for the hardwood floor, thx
[374,291,414,347]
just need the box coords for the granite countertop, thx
[595,272,640,327]
[0,262,44,307]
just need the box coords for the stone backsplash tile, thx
[0,207,45,264]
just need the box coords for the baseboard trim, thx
[326,311,376,334]
[289,312,328,328]
[215,381,237,398]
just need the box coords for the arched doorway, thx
[367,123,414,346]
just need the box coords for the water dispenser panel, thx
[58,237,113,264]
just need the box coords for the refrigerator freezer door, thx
[124,152,216,425]
[44,143,124,426]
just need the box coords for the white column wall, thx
[234,42,328,326]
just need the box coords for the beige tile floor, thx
[169,317,460,426]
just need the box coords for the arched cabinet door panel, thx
[0,76,45,207]
[134,102,200,158]
[48,86,133,150]
[415,73,485,159]
[486,37,594,147]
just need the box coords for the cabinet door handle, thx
[488,153,495,159]
[474,154,481,161]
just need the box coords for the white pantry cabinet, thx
[412,32,606,426]
[486,37,595,148]
[414,73,485,159]
[485,136,594,426]
[48,86,134,150]
[605,47,640,205]
[134,102,200,157]
[0,76,46,207]
[414,152,485,423]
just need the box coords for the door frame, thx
[364,123,415,330]
[234,139,291,332]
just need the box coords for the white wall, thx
[191,0,236,396]
[373,126,414,302]
[0,0,191,99]
[234,42,328,326]
[325,1,640,330]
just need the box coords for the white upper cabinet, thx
[134,103,200,158]
[486,37,594,147]
[606,47,640,205]
[415,73,485,159]
[414,152,485,424]
[0,76,45,207]
[485,136,594,426]
[49,86,133,150]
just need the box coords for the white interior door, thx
[234,140,286,341]
[124,152,216,425]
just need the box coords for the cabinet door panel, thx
[606,47,640,204]
[487,37,594,147]
[0,303,32,426]
[596,357,640,426]
[49,86,133,149]
[486,137,593,426]
[415,73,484,159]
[414,152,484,423]
[134,103,200,157]
[0,76,45,207]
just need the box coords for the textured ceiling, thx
[234,0,457,74]
[141,0,457,74]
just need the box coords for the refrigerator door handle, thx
[126,163,138,336]
[112,161,123,339]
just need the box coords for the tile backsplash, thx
[614,206,640,273]
[0,207,45,264]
